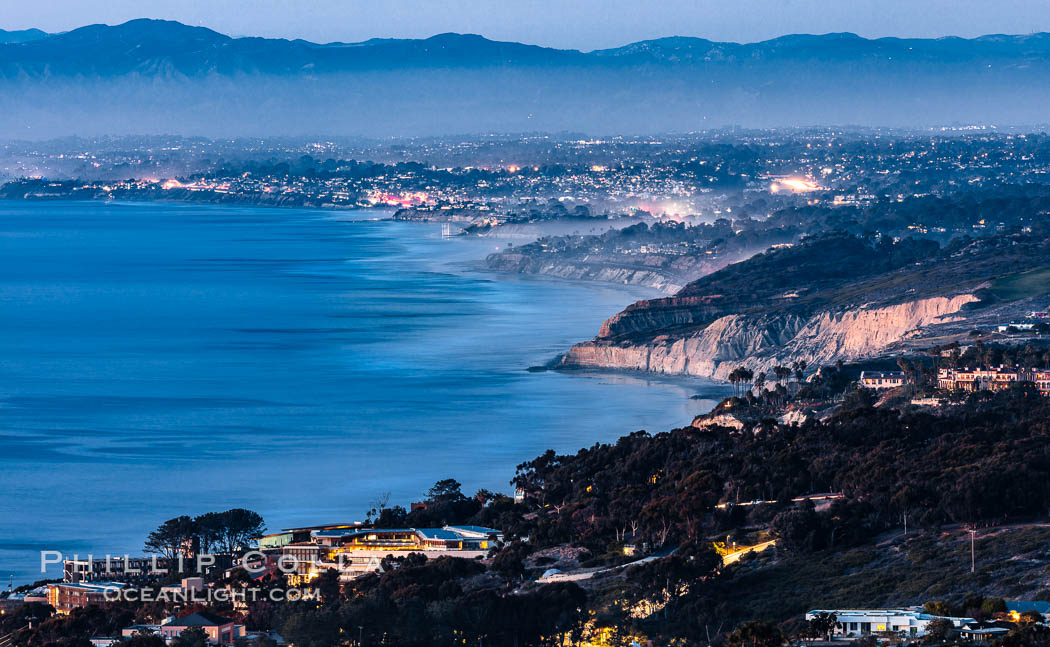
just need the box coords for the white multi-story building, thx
[805,609,975,639]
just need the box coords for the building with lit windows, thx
[859,371,906,389]
[279,525,503,583]
[938,367,1050,395]
[805,609,975,639]
[47,582,126,614]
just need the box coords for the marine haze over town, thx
[8,5,1050,647]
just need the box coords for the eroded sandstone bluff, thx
[559,232,1050,380]
[561,294,977,380]
[487,252,686,292]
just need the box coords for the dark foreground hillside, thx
[8,389,1050,646]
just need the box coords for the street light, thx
[968,527,977,573]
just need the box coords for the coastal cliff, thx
[560,232,1050,380]
[562,294,978,380]
[486,252,688,292]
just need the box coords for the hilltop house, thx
[938,367,1050,395]
[859,371,906,389]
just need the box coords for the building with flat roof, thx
[859,371,906,389]
[64,556,169,583]
[805,609,975,639]
[47,582,127,614]
[311,526,501,551]
[280,525,503,583]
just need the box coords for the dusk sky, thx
[6,0,1050,49]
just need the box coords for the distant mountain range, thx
[2,19,1049,137]
[0,28,48,44]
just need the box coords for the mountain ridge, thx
[4,19,1050,136]
[5,19,1050,77]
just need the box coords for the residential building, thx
[958,623,1011,642]
[805,609,975,638]
[64,556,168,583]
[47,582,126,614]
[1033,370,1050,396]
[159,611,236,645]
[997,322,1036,333]
[938,367,1050,395]
[859,371,906,389]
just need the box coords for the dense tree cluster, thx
[513,386,1050,555]
[144,508,266,559]
[275,556,588,647]
[10,388,1050,646]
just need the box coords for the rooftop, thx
[171,611,234,627]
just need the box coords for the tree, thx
[193,512,224,554]
[924,601,952,617]
[771,505,825,553]
[808,611,837,641]
[491,540,533,580]
[170,627,209,647]
[922,618,955,644]
[727,620,784,647]
[793,360,807,384]
[315,567,341,603]
[1018,610,1044,625]
[426,479,466,503]
[365,492,391,524]
[773,365,792,385]
[216,508,266,553]
[626,541,720,621]
[144,515,197,561]
[728,367,754,396]
[121,631,167,647]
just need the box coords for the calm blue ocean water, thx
[0,201,725,585]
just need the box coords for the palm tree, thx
[740,367,754,393]
[728,367,744,396]
[773,365,792,385]
[730,366,755,396]
[754,371,766,395]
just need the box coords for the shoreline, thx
[0,199,726,587]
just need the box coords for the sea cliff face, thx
[486,252,689,293]
[562,294,979,380]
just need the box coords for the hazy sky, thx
[5,0,1050,49]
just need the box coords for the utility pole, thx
[969,527,977,573]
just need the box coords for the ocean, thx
[0,201,725,585]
